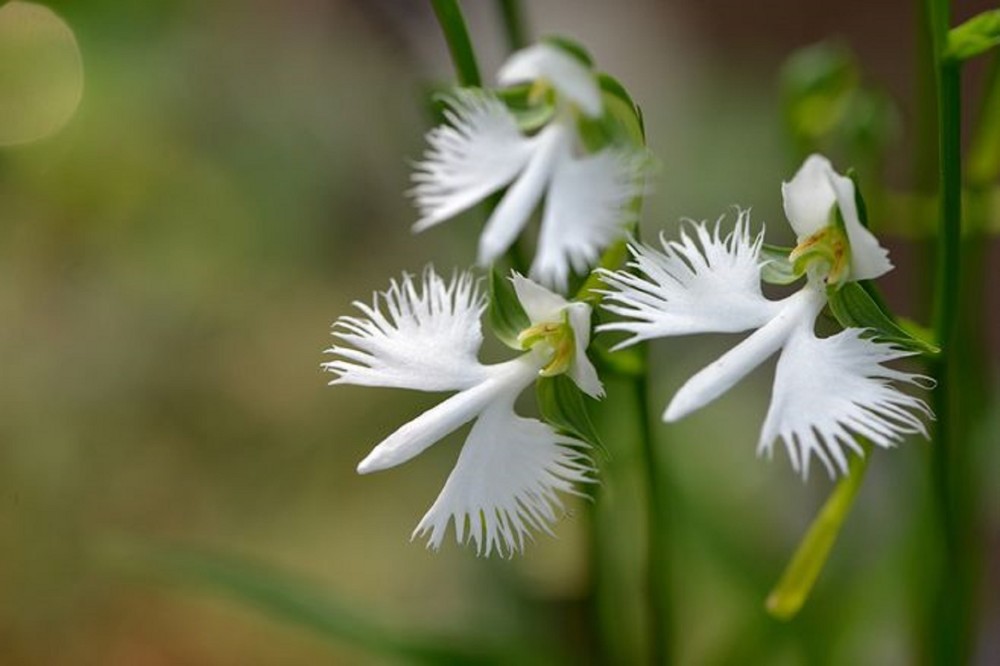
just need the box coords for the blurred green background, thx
[0,0,997,663]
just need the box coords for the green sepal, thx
[536,374,607,455]
[598,73,646,144]
[844,167,870,227]
[826,282,940,355]
[575,74,648,152]
[760,244,801,285]
[576,113,615,152]
[488,269,530,349]
[945,9,1000,62]
[540,35,594,67]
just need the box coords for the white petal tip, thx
[356,455,380,475]
[662,400,685,423]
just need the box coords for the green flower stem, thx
[766,444,872,620]
[429,0,481,87]
[580,213,671,664]
[495,0,528,52]
[633,345,673,665]
[922,0,972,661]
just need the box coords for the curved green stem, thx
[429,0,481,87]
[495,0,528,52]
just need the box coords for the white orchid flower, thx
[598,157,931,479]
[410,41,645,291]
[324,267,603,556]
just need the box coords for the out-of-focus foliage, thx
[780,42,899,172]
[946,9,1000,62]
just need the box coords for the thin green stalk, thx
[429,0,481,87]
[922,0,971,661]
[632,347,673,665]
[766,445,871,620]
[495,0,528,51]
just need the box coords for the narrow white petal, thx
[477,123,568,265]
[511,272,570,324]
[781,154,838,238]
[497,43,602,117]
[565,302,604,398]
[664,288,825,422]
[410,90,534,231]
[530,146,646,291]
[597,213,781,348]
[357,357,537,474]
[760,321,932,480]
[827,170,893,280]
[412,390,595,556]
[324,268,488,392]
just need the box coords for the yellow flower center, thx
[516,316,575,377]
[789,217,851,287]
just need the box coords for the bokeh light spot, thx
[0,1,83,146]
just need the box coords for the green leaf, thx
[488,269,530,349]
[826,282,940,355]
[540,34,594,67]
[760,244,801,285]
[536,374,606,454]
[97,538,530,665]
[945,9,1000,62]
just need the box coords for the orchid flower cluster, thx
[324,40,933,556]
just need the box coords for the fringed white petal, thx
[597,213,780,348]
[324,268,488,392]
[531,147,645,291]
[497,42,602,118]
[827,169,893,280]
[477,123,569,266]
[412,384,595,557]
[357,357,541,473]
[410,90,534,232]
[664,288,825,422]
[760,321,933,480]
